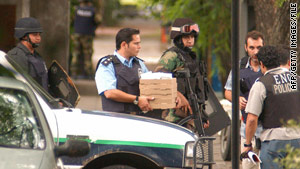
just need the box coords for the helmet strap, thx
[26,34,40,48]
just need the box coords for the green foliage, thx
[275,0,286,7]
[102,0,121,26]
[274,119,300,169]
[139,0,232,79]
[274,144,300,169]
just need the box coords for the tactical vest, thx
[239,57,263,123]
[98,55,141,113]
[8,43,49,91]
[74,6,96,35]
[258,71,300,129]
[166,47,206,103]
[27,54,49,92]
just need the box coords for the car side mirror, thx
[54,139,90,157]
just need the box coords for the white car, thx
[1,50,224,169]
[0,77,90,169]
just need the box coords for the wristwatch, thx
[244,143,252,147]
[133,96,139,105]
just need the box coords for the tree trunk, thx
[253,0,300,74]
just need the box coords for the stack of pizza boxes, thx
[139,73,177,109]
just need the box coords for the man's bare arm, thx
[104,89,154,111]
[104,89,136,102]
[224,89,232,102]
[224,89,247,110]
[245,113,258,144]
[242,113,258,152]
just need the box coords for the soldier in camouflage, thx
[70,0,101,79]
[155,18,209,129]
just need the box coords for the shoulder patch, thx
[101,55,114,66]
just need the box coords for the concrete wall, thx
[30,0,70,70]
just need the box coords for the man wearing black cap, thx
[8,17,48,91]
[155,18,209,129]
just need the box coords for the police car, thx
[0,77,89,169]
[1,50,228,169]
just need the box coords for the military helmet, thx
[14,17,43,39]
[170,18,199,39]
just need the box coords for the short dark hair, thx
[245,30,264,46]
[116,28,140,50]
[277,45,290,65]
[257,45,280,69]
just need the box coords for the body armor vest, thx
[240,66,263,123]
[8,43,48,91]
[259,71,300,129]
[166,46,206,103]
[74,6,96,35]
[99,55,141,113]
[27,54,49,92]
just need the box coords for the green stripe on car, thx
[54,138,184,149]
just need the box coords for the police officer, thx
[155,18,209,128]
[95,28,154,114]
[243,45,300,169]
[224,30,264,169]
[71,0,100,79]
[8,17,48,91]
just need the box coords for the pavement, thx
[73,17,234,169]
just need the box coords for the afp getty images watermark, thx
[290,3,297,90]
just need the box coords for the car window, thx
[0,88,46,149]
[0,64,15,78]
[3,55,61,109]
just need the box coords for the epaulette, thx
[101,55,114,66]
[95,55,115,72]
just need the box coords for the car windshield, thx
[3,55,61,109]
[0,88,46,149]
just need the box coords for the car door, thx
[0,79,57,169]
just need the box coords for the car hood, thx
[52,108,197,147]
[0,148,45,169]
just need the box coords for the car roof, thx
[0,76,28,91]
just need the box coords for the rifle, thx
[175,69,206,136]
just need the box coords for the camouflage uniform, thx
[70,1,101,78]
[70,33,94,77]
[155,18,203,126]
[155,49,186,123]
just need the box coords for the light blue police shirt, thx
[95,50,149,95]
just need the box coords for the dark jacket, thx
[7,43,49,91]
